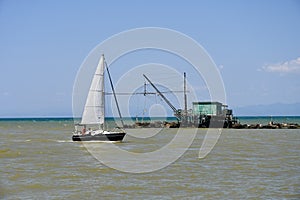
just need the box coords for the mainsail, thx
[81,54,105,125]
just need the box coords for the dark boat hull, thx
[72,132,126,142]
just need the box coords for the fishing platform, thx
[126,73,238,128]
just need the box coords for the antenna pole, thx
[184,72,187,115]
[144,81,146,96]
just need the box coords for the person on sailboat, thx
[82,125,86,135]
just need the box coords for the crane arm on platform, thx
[143,74,178,113]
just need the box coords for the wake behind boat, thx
[72,54,126,142]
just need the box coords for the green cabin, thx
[192,102,224,116]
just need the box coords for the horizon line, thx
[0,115,300,119]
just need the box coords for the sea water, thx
[0,118,299,199]
[237,116,300,125]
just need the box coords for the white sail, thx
[81,54,105,125]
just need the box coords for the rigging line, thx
[104,91,188,95]
[105,61,124,127]
[104,92,155,95]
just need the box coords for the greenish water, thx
[0,119,299,199]
[237,116,300,125]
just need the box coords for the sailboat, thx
[72,54,126,141]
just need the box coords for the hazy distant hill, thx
[233,103,300,116]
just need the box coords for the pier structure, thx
[176,101,238,128]
[129,72,300,129]
[143,72,237,128]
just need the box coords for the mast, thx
[105,61,125,128]
[101,54,106,130]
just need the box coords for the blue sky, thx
[0,0,300,117]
